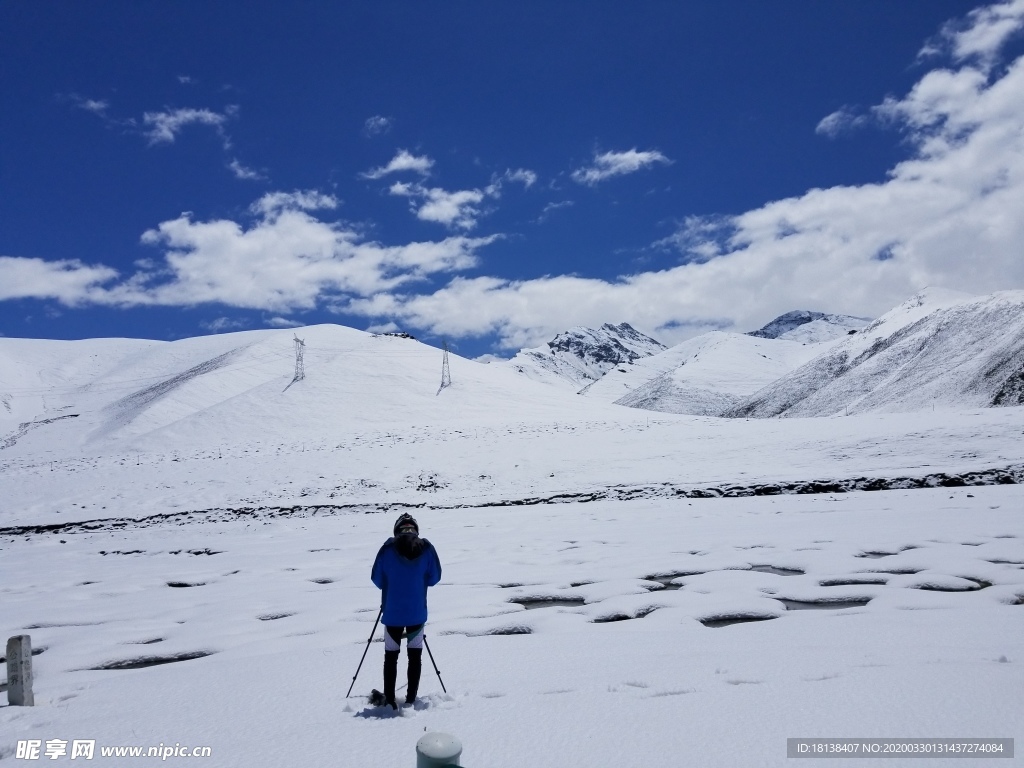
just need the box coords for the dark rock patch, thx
[700,615,778,628]
[779,598,871,610]
[592,613,632,623]
[914,578,991,592]
[748,565,804,576]
[167,581,205,588]
[486,626,532,635]
[644,571,697,588]
[511,597,585,610]
[257,612,295,621]
[821,578,888,586]
[310,578,334,584]
[592,606,660,623]
[90,651,212,670]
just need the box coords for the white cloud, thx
[0,256,118,304]
[200,316,249,333]
[815,106,869,138]
[265,316,303,328]
[348,5,1024,350]
[249,190,339,218]
[119,201,496,311]
[0,192,497,314]
[652,215,736,263]
[537,200,574,223]
[362,150,434,179]
[346,274,729,350]
[571,149,671,185]
[365,321,401,334]
[505,168,538,188]
[228,159,264,181]
[142,106,235,146]
[74,97,110,116]
[922,0,1024,66]
[364,115,393,136]
[178,75,194,85]
[389,182,491,230]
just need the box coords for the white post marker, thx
[6,635,34,706]
[416,732,462,767]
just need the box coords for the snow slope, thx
[503,323,665,389]
[580,331,829,415]
[0,324,631,458]
[727,289,1024,418]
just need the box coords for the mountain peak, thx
[508,322,665,388]
[748,311,871,341]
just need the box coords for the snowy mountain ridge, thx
[504,322,666,389]
[578,331,828,415]
[726,288,1024,417]
[747,310,871,341]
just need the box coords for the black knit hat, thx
[394,513,419,537]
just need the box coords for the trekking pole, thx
[346,607,382,697]
[423,636,447,694]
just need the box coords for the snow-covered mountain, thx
[726,288,1024,418]
[578,331,827,415]
[576,309,872,415]
[0,325,625,457]
[747,310,872,342]
[504,322,665,389]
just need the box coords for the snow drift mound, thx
[505,322,665,389]
[726,289,1024,417]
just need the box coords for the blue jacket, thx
[371,536,442,626]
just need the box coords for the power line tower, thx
[436,340,451,395]
[293,334,306,382]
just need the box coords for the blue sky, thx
[2,1,1023,357]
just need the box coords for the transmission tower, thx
[436,340,451,395]
[293,334,306,382]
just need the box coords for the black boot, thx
[405,647,422,704]
[383,650,399,709]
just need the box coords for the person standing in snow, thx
[370,513,442,709]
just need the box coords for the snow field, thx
[3,406,1024,530]
[2,487,1022,766]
